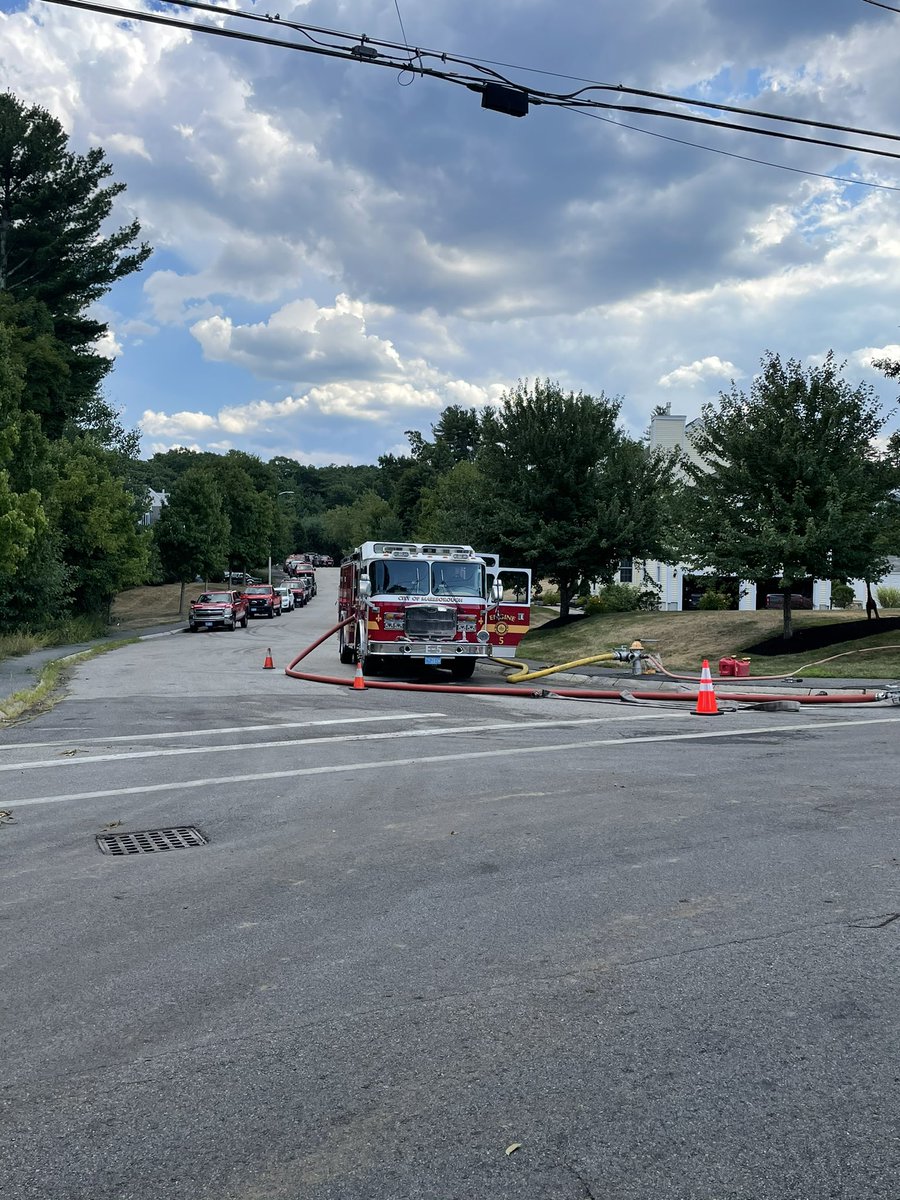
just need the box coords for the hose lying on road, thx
[284,620,885,703]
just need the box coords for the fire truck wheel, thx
[339,627,355,665]
[450,658,477,680]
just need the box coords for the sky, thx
[2,0,900,466]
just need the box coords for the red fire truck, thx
[338,541,531,678]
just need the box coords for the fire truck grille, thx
[405,605,457,640]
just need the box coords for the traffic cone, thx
[263,647,275,670]
[352,661,366,690]
[693,659,720,716]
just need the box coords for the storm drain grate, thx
[97,826,208,856]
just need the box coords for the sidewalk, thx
[0,622,184,706]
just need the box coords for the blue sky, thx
[2,0,900,463]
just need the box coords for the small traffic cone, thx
[693,659,720,716]
[263,647,275,670]
[352,661,366,690]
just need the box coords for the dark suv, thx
[243,585,283,619]
[765,593,813,609]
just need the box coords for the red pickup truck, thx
[243,584,283,619]
[188,590,248,631]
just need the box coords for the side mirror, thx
[490,580,503,604]
[358,577,371,598]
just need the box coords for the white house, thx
[611,410,898,611]
[140,489,168,527]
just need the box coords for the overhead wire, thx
[36,0,900,168]
[569,107,900,193]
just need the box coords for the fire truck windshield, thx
[369,560,430,595]
[431,562,484,597]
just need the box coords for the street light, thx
[268,491,296,584]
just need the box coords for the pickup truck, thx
[243,584,283,619]
[189,590,248,631]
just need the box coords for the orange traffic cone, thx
[352,661,366,690]
[693,659,720,716]
[263,647,275,670]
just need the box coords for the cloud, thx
[659,357,740,389]
[140,410,219,437]
[94,328,123,360]
[190,295,403,384]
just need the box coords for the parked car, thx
[188,590,248,632]
[289,579,310,607]
[222,571,259,585]
[765,593,813,609]
[243,584,283,618]
[295,567,317,597]
[275,585,295,612]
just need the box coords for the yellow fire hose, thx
[492,651,619,682]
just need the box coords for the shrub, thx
[830,581,855,609]
[575,594,605,615]
[579,582,660,613]
[540,589,561,606]
[697,590,731,611]
[876,585,900,609]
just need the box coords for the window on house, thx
[619,558,633,583]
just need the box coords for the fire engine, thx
[338,542,531,678]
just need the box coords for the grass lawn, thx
[111,582,210,630]
[520,608,900,678]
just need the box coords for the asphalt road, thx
[1,570,898,1200]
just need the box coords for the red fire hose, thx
[284,620,882,703]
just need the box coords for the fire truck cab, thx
[339,541,531,678]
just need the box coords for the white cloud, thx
[190,295,404,384]
[659,357,740,389]
[140,410,219,437]
[94,329,123,360]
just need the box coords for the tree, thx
[215,457,273,571]
[48,439,150,617]
[417,461,490,543]
[323,490,404,555]
[476,379,675,617]
[680,352,893,639]
[154,468,231,613]
[0,94,151,437]
[0,320,45,575]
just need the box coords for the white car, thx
[275,586,295,612]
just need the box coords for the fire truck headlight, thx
[476,630,490,643]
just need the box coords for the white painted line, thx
[11,715,899,808]
[0,713,675,772]
[0,712,446,751]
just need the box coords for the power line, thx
[36,0,900,168]
[569,108,900,194]
[862,1,900,13]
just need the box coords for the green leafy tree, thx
[323,490,404,555]
[154,468,230,613]
[477,379,676,617]
[48,440,150,616]
[680,352,893,639]
[215,457,273,572]
[417,460,490,543]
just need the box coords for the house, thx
[140,489,168,527]
[611,411,898,611]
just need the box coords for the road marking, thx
[0,714,675,772]
[10,715,899,808]
[0,712,446,751]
